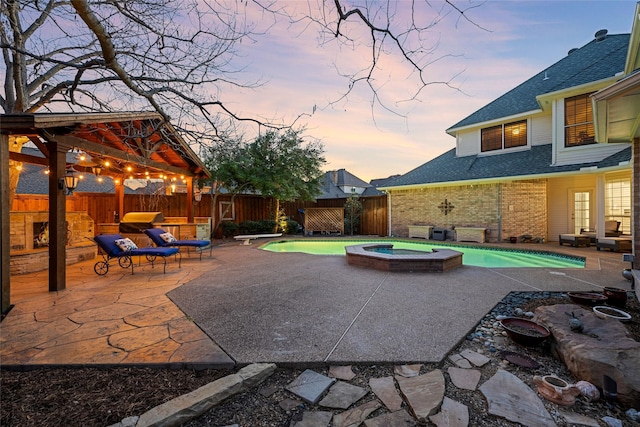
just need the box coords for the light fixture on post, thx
[91,165,102,176]
[58,169,79,195]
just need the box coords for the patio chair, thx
[580,220,622,243]
[143,228,212,260]
[93,234,181,275]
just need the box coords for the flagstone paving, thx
[1,253,233,368]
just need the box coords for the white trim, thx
[446,109,541,136]
[378,163,631,192]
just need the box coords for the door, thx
[570,190,592,234]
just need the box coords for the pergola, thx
[1,112,211,313]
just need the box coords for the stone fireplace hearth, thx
[9,211,97,275]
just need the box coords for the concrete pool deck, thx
[0,239,634,369]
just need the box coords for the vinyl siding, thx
[531,115,552,146]
[456,131,478,157]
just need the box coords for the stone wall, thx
[389,180,547,243]
[9,242,97,275]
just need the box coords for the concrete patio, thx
[0,239,634,369]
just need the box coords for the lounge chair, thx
[93,234,181,275]
[558,234,591,247]
[143,228,212,260]
[580,220,622,243]
[596,237,632,252]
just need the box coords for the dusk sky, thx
[226,1,637,183]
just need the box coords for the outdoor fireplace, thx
[33,221,49,247]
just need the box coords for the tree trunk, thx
[273,198,280,233]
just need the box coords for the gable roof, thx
[3,112,210,180]
[317,169,372,199]
[447,32,630,132]
[381,144,631,189]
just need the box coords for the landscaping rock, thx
[332,400,380,427]
[363,409,415,426]
[369,376,403,412]
[286,370,336,404]
[479,369,556,427]
[428,397,469,427]
[291,411,333,427]
[319,381,367,409]
[535,304,640,406]
[396,369,444,421]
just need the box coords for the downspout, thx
[497,184,502,242]
[387,191,392,237]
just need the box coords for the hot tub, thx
[345,243,463,272]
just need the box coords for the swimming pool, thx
[261,240,585,268]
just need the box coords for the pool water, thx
[261,240,585,268]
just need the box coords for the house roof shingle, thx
[447,32,630,132]
[382,144,632,188]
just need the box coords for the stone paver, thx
[364,409,415,426]
[559,410,600,427]
[459,349,490,367]
[429,397,469,427]
[479,369,556,427]
[448,353,472,369]
[396,369,445,421]
[319,381,368,409]
[292,411,333,427]
[447,367,481,391]
[394,364,422,378]
[329,365,356,381]
[286,370,336,404]
[333,400,380,427]
[369,376,404,412]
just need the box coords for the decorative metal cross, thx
[438,198,455,215]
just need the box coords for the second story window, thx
[481,120,527,152]
[565,93,595,146]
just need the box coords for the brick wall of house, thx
[389,180,547,243]
[390,184,500,241]
[500,180,548,242]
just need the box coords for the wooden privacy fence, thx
[11,193,388,237]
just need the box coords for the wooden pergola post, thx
[1,133,11,312]
[48,141,67,292]
[186,176,194,223]
[115,179,125,222]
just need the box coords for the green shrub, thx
[284,220,299,235]
[219,221,239,238]
[258,220,277,233]
[239,221,262,234]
